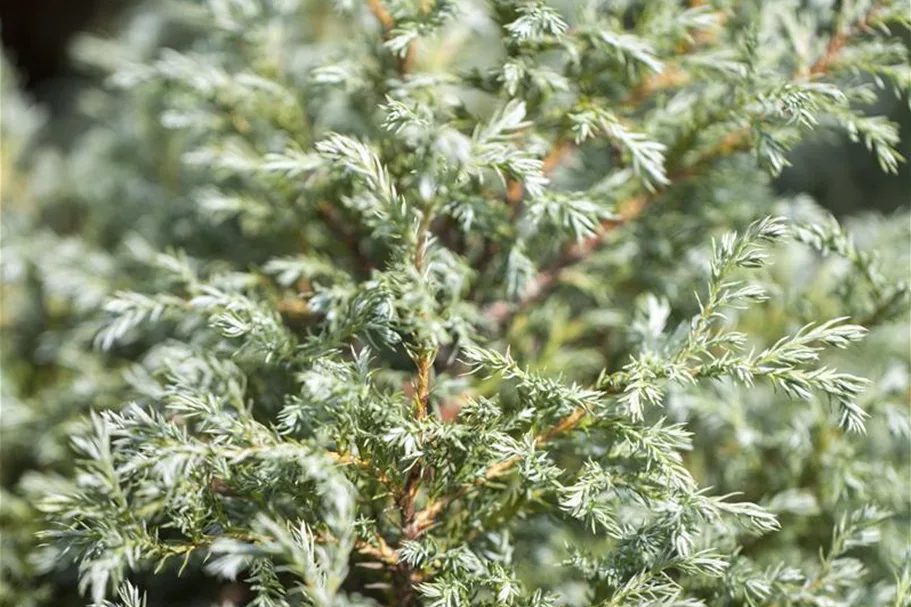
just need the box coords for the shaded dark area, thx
[775,93,911,216]
[0,0,106,96]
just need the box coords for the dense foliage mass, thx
[1,1,909,606]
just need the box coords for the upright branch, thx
[392,209,438,605]
[409,210,436,420]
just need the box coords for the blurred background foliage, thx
[3,0,908,216]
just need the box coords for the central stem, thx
[393,210,437,606]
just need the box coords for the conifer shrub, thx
[1,1,909,606]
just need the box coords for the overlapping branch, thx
[483,4,877,327]
[367,0,418,72]
[407,396,600,538]
[425,6,883,541]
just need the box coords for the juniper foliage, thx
[1,1,909,606]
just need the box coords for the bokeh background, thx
[2,0,909,216]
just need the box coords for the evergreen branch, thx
[625,8,729,104]
[483,4,876,328]
[503,9,728,211]
[7,1,907,605]
[807,0,885,77]
[394,209,438,605]
[413,316,864,536]
[408,394,608,538]
[794,216,910,326]
[367,0,418,72]
[426,218,863,533]
[482,145,734,326]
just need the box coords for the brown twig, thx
[400,43,419,75]
[483,126,753,326]
[535,406,588,445]
[412,353,433,420]
[398,344,435,522]
[356,534,399,566]
[505,178,524,207]
[809,18,850,77]
[482,188,657,326]
[626,66,691,105]
[391,211,439,605]
[327,450,394,487]
[277,297,309,317]
[366,0,394,30]
[367,0,419,73]
[542,139,575,174]
[807,1,882,78]
[506,139,575,211]
[408,403,594,537]
[626,8,729,104]
[393,350,434,606]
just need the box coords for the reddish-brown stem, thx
[366,0,394,30]
[626,66,691,105]
[357,536,399,566]
[327,450,394,487]
[483,189,656,325]
[506,139,575,210]
[408,404,592,537]
[392,211,438,605]
[535,407,588,445]
[394,347,435,606]
[810,20,849,76]
[367,0,419,73]
[411,350,433,421]
[807,1,881,77]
